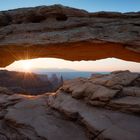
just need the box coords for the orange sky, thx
[4,58,140,72]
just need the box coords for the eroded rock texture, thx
[0,92,88,140]
[58,70,140,114]
[0,5,140,67]
[0,71,140,140]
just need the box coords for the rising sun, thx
[21,61,32,72]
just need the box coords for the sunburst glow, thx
[5,58,140,72]
[21,60,32,72]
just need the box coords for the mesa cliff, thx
[0,5,140,67]
[0,70,63,94]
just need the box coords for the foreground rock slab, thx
[0,91,140,140]
[50,92,140,140]
[0,93,88,140]
[0,71,139,140]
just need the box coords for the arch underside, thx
[0,41,140,67]
[0,5,139,67]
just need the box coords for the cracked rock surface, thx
[0,93,88,140]
[60,70,140,114]
[0,71,140,140]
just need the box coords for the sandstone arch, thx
[0,5,140,67]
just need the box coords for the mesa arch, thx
[0,5,140,67]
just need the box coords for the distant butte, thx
[0,5,140,67]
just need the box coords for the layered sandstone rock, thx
[0,92,88,140]
[0,5,140,66]
[0,71,140,140]
[50,92,140,140]
[59,70,140,114]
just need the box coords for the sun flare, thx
[21,61,32,72]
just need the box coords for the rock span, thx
[0,5,140,67]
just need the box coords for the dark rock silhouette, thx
[0,70,62,95]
